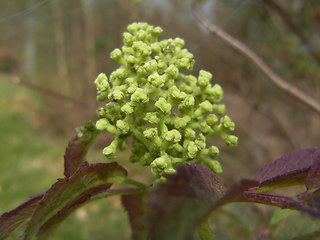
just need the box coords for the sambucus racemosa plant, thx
[1,22,320,240]
[94,22,237,178]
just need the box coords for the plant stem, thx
[197,220,215,240]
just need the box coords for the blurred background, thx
[0,0,319,239]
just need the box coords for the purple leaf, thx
[121,194,146,240]
[255,147,320,189]
[212,179,258,211]
[147,163,225,240]
[306,150,320,190]
[297,189,320,211]
[23,162,127,240]
[64,121,99,177]
[37,187,141,240]
[0,194,44,239]
[238,192,320,218]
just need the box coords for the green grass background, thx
[0,76,129,239]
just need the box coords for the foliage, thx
[1,22,320,240]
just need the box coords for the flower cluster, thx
[94,22,237,177]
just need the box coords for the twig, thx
[263,0,320,65]
[193,7,320,115]
[10,75,95,110]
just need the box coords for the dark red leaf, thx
[64,121,99,177]
[255,147,320,189]
[23,162,127,240]
[0,194,44,239]
[212,179,258,211]
[37,186,110,239]
[122,194,147,240]
[147,163,225,240]
[306,150,320,190]
[238,192,320,218]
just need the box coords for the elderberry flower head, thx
[94,22,238,177]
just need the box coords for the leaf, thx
[271,210,320,240]
[23,162,127,240]
[255,147,320,190]
[238,192,320,218]
[147,163,225,240]
[64,121,99,177]
[306,149,320,190]
[0,194,44,239]
[121,194,147,240]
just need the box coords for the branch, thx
[263,0,320,65]
[10,75,94,110]
[193,7,320,115]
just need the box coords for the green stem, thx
[197,220,215,240]
[122,178,149,190]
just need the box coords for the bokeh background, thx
[0,0,319,239]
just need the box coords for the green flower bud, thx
[148,72,165,87]
[187,141,198,159]
[108,89,124,101]
[199,122,211,134]
[179,95,195,112]
[184,128,196,139]
[155,98,171,114]
[198,70,212,87]
[151,43,161,54]
[208,146,219,158]
[131,88,149,104]
[137,29,147,41]
[195,134,206,150]
[143,60,157,73]
[221,133,238,147]
[116,119,130,134]
[151,26,163,37]
[127,84,137,95]
[165,129,182,143]
[94,73,110,102]
[128,23,137,32]
[177,57,194,70]
[96,119,117,133]
[95,118,108,131]
[144,112,160,124]
[204,159,222,174]
[151,156,168,175]
[102,140,118,158]
[206,84,223,103]
[206,114,218,126]
[122,46,134,55]
[172,115,191,129]
[165,64,179,79]
[110,48,122,61]
[170,86,187,100]
[199,100,213,113]
[143,128,158,139]
[174,37,184,48]
[123,32,134,46]
[164,167,176,174]
[212,104,225,115]
[220,115,235,131]
[96,92,108,102]
[94,73,110,91]
[185,75,197,86]
[157,60,168,73]
[121,103,134,114]
[127,55,137,64]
